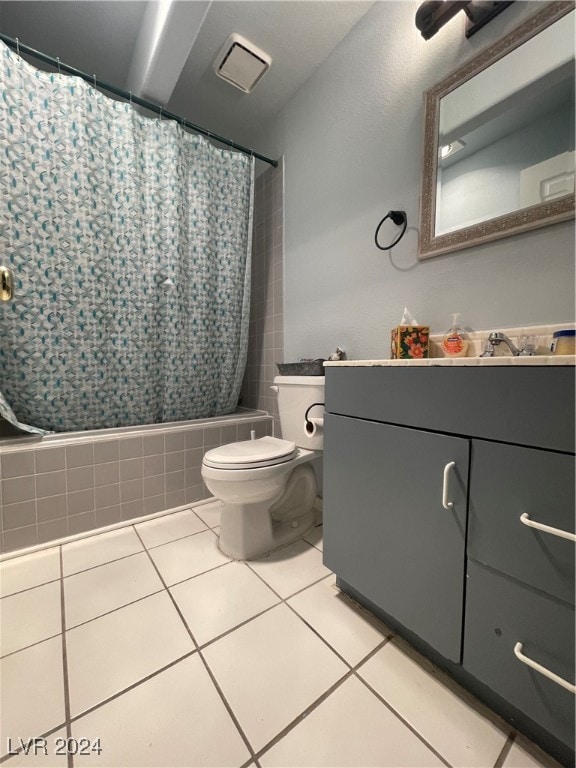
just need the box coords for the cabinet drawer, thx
[468,441,575,604]
[325,367,575,452]
[464,561,575,750]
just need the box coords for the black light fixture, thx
[415,1,514,40]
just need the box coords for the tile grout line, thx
[67,651,197,726]
[197,600,282,653]
[241,557,456,767]
[247,631,392,761]
[58,545,74,768]
[0,576,62,601]
[352,672,454,768]
[239,558,442,763]
[132,526,260,766]
[63,587,167,633]
[0,630,64,662]
[493,732,516,767]
[252,668,357,763]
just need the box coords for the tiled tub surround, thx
[240,161,284,438]
[0,413,272,555]
[0,504,561,768]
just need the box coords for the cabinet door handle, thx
[442,461,456,509]
[513,642,575,694]
[519,513,576,543]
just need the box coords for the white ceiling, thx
[0,1,374,149]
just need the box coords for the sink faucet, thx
[481,331,533,357]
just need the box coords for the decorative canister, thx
[551,330,576,355]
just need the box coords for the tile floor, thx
[0,501,561,768]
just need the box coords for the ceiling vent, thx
[213,33,271,94]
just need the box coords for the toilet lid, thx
[203,436,296,469]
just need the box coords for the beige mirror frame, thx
[418,1,575,260]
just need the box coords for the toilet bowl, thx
[201,375,325,560]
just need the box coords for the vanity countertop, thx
[324,355,576,367]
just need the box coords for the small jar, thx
[551,330,576,355]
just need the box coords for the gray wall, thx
[253,1,575,361]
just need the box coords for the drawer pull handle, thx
[442,461,456,509]
[519,513,576,543]
[514,643,575,694]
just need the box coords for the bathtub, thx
[0,409,273,555]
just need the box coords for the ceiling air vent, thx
[213,33,271,94]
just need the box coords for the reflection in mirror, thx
[419,2,575,259]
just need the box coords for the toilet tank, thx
[273,375,325,451]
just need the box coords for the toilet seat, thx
[203,436,297,470]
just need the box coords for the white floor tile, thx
[0,582,62,657]
[191,498,221,528]
[148,529,230,586]
[62,528,143,576]
[287,575,387,665]
[170,561,280,645]
[66,591,194,717]
[303,524,323,551]
[248,539,331,598]
[358,639,508,767]
[0,637,65,753]
[203,603,347,753]
[135,509,207,549]
[0,548,60,598]
[503,739,563,768]
[71,655,250,767]
[260,675,445,767]
[2,730,67,767]
[64,552,164,628]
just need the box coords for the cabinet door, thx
[323,414,469,662]
[468,440,575,604]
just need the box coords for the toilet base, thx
[205,459,319,561]
[219,501,315,560]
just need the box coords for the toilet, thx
[201,375,324,560]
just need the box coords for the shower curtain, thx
[0,41,253,433]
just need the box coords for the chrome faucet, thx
[481,332,533,357]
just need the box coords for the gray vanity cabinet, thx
[323,413,469,662]
[324,365,575,761]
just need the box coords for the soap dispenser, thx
[441,313,469,358]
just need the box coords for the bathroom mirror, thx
[418,2,575,260]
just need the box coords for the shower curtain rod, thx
[0,32,278,168]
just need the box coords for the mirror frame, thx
[418,1,575,260]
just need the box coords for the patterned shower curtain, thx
[0,41,253,433]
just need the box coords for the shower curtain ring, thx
[129,90,132,107]
[56,56,61,74]
[93,73,97,88]
[15,37,20,55]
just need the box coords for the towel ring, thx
[375,210,407,250]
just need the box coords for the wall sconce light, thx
[439,139,466,159]
[415,1,514,41]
